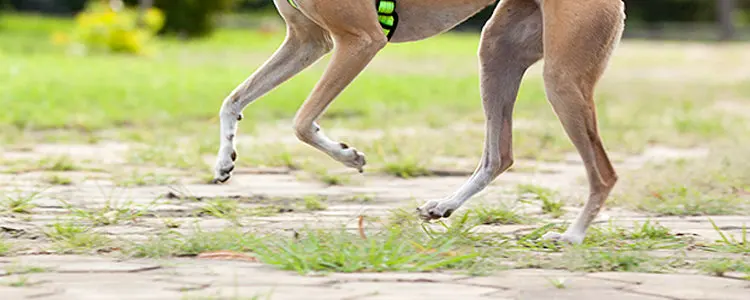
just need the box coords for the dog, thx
[212,0,626,244]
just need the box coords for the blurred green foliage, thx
[122,0,235,38]
[4,0,750,36]
[66,1,165,55]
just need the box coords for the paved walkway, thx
[1,143,749,299]
[1,255,749,300]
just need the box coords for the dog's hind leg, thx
[418,0,544,220]
[539,0,625,244]
[288,2,388,172]
[213,0,332,183]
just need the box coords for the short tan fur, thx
[213,0,626,244]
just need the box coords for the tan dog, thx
[213,0,626,244]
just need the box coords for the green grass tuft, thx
[44,222,113,253]
[381,158,432,179]
[302,196,327,211]
[1,191,40,214]
[0,238,11,256]
[696,259,750,278]
[199,198,242,224]
[468,205,533,225]
[39,156,78,172]
[704,219,749,253]
[517,184,565,218]
[61,198,153,226]
[43,174,74,186]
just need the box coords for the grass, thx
[582,220,690,250]
[129,214,490,274]
[704,219,749,254]
[4,264,49,275]
[1,191,40,214]
[557,247,681,273]
[161,218,182,229]
[43,174,74,185]
[517,184,565,218]
[381,157,433,179]
[122,208,703,276]
[468,204,533,225]
[0,238,11,256]
[4,275,31,287]
[37,155,78,172]
[60,198,154,226]
[252,223,482,274]
[546,277,567,289]
[126,227,258,258]
[697,259,750,278]
[613,145,750,216]
[44,221,113,253]
[246,205,286,217]
[302,195,327,211]
[343,194,375,203]
[316,172,350,186]
[199,198,242,224]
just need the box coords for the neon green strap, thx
[287,0,298,9]
[376,0,398,40]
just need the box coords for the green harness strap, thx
[286,0,398,41]
[377,0,398,40]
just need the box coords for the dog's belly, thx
[389,0,496,43]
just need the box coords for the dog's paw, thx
[541,231,584,245]
[213,148,237,184]
[335,143,366,173]
[416,200,456,221]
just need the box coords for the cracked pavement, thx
[1,143,749,299]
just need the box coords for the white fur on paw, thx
[416,200,457,221]
[541,231,584,245]
[336,147,366,172]
[213,147,236,184]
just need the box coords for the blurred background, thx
[2,0,750,40]
[0,0,749,181]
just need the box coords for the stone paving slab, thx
[1,255,749,299]
[3,255,744,299]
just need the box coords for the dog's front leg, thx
[418,0,544,220]
[292,33,386,172]
[213,1,333,183]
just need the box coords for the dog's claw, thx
[214,148,237,184]
[416,200,455,221]
[211,174,230,184]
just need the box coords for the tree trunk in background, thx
[717,0,736,40]
[136,0,154,27]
